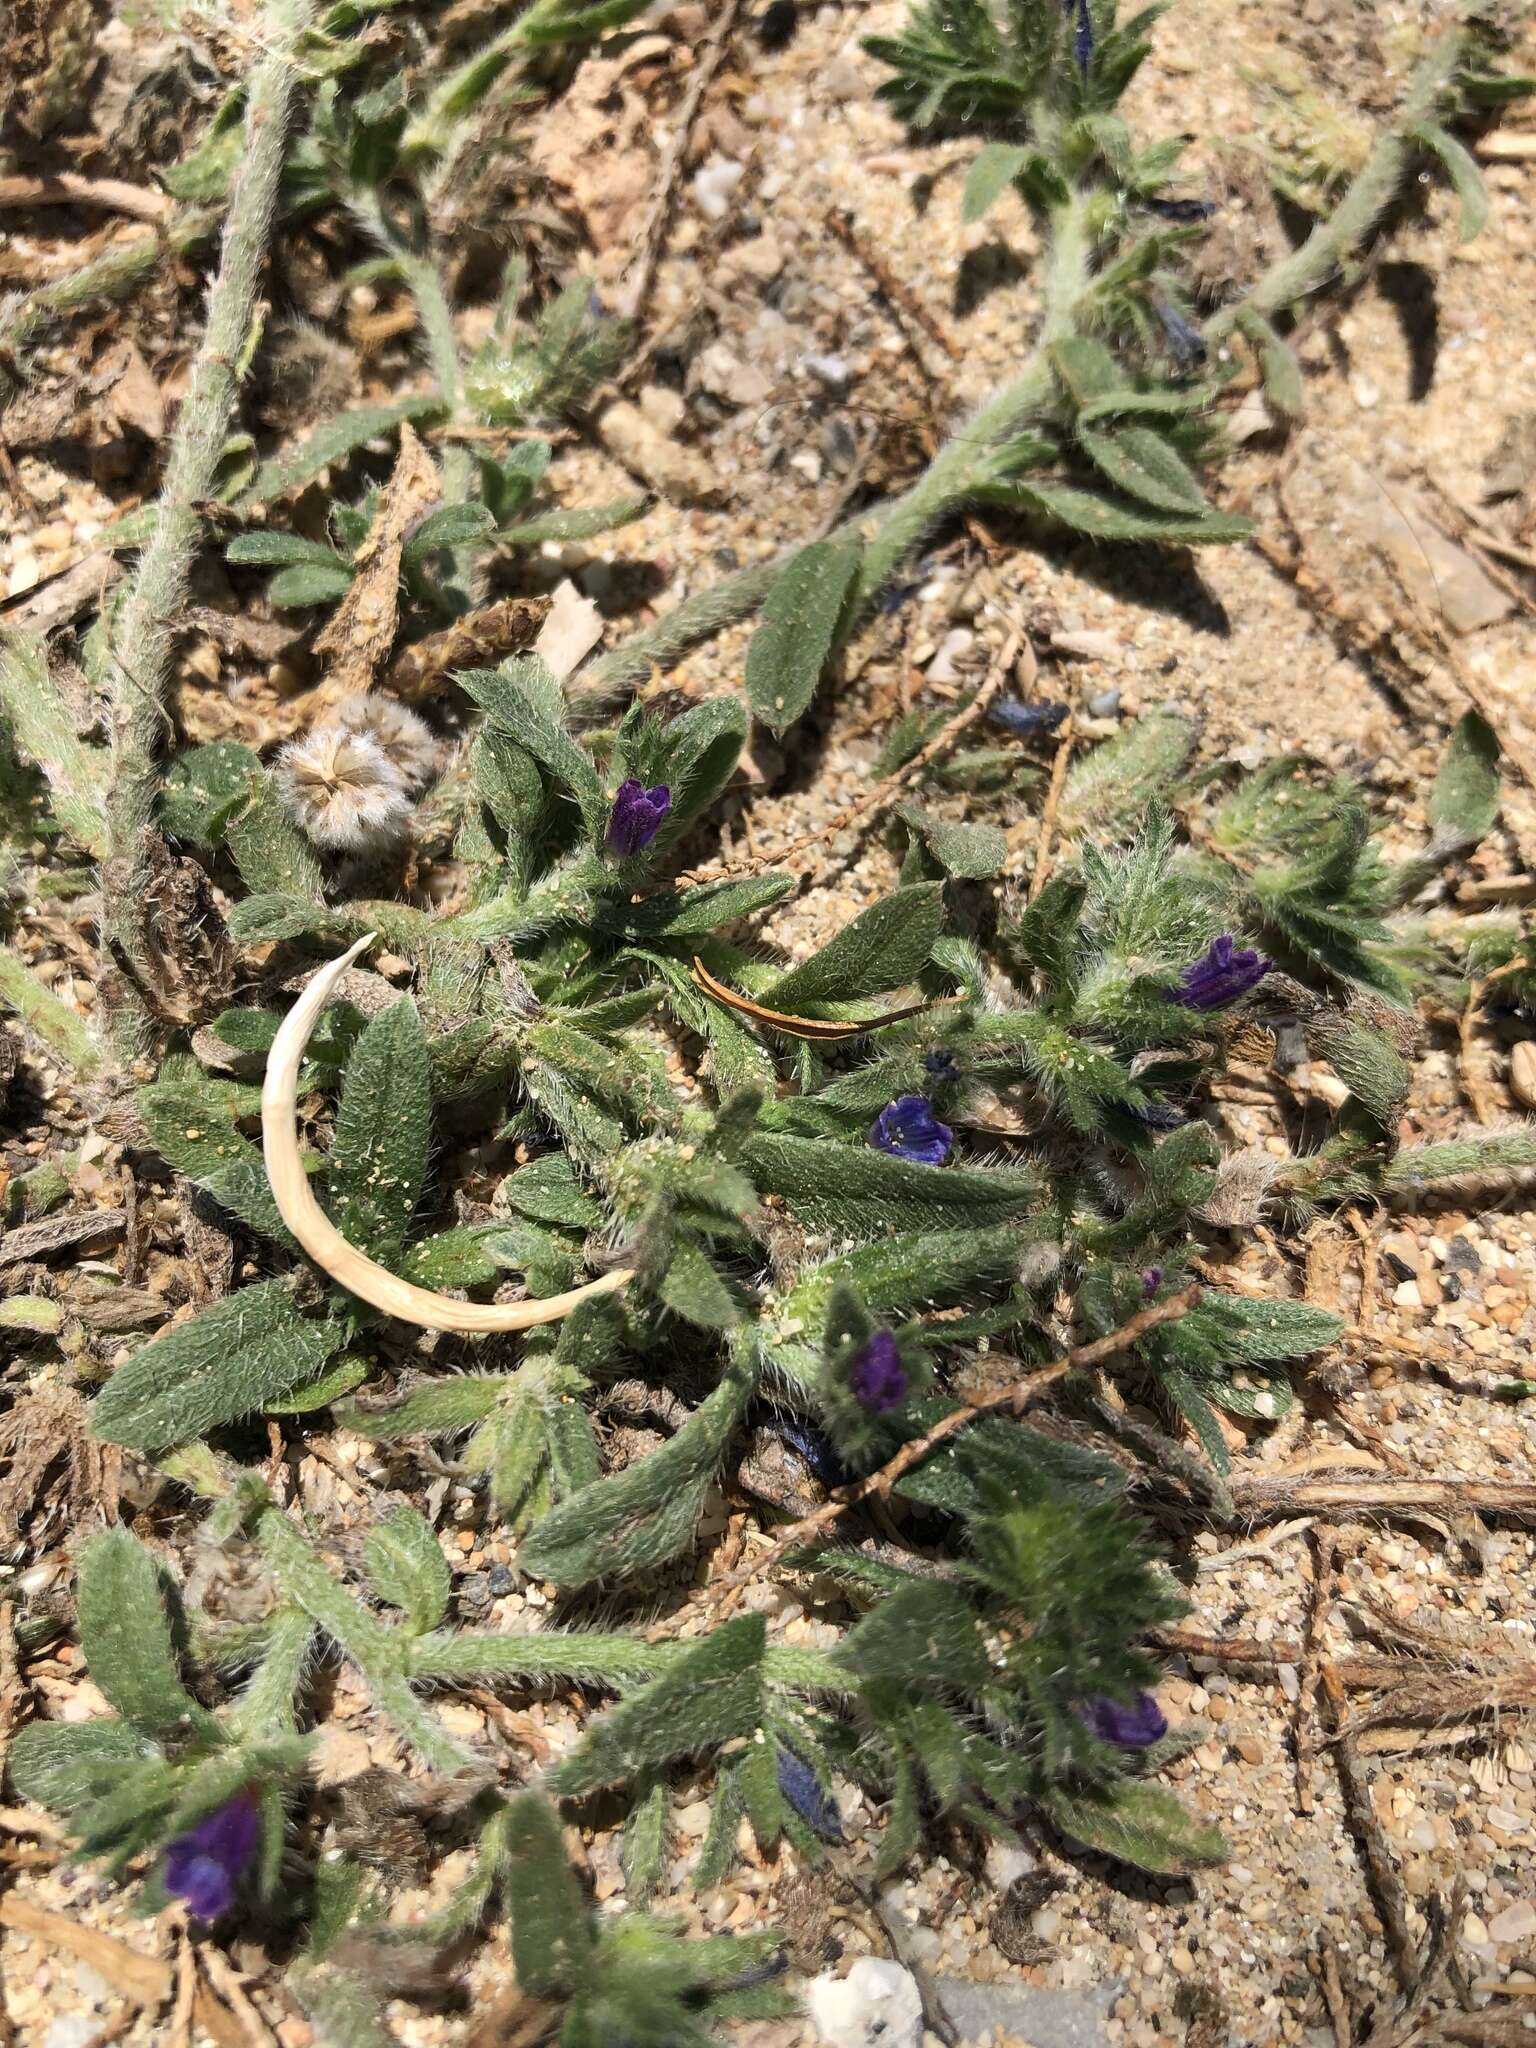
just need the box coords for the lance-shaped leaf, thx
[595,871,795,939]
[365,1508,451,1635]
[1042,1781,1225,1874]
[655,694,751,832]
[1413,123,1489,242]
[746,538,862,735]
[328,998,432,1262]
[93,1283,349,1452]
[460,661,606,836]
[744,1134,1040,1238]
[552,1614,767,1796]
[1429,710,1499,852]
[76,1528,220,1743]
[983,477,1252,545]
[1076,424,1213,515]
[138,1079,295,1246]
[518,1349,758,1585]
[233,396,449,507]
[9,1721,160,1818]
[763,884,944,1013]
[962,140,1030,221]
[897,803,1008,881]
[500,1793,595,1999]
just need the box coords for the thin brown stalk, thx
[1320,1660,1422,1992]
[677,619,1023,887]
[702,1284,1202,1615]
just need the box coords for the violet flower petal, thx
[848,1329,908,1415]
[1080,1692,1168,1749]
[162,1794,260,1921]
[604,779,672,856]
[869,1095,952,1167]
[1169,934,1273,1012]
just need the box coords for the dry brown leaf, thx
[313,422,441,702]
[104,340,166,442]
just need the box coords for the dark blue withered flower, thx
[1145,196,1218,223]
[777,1749,843,1840]
[1154,301,1208,369]
[769,1411,850,1486]
[989,698,1069,737]
[162,1793,260,1921]
[1141,1265,1164,1298]
[1171,934,1274,1012]
[1080,1691,1168,1748]
[869,1095,952,1166]
[848,1329,908,1415]
[604,779,671,856]
[1126,1100,1187,1132]
[923,1047,959,1082]
[1066,0,1093,72]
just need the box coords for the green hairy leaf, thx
[746,539,863,736]
[365,1508,452,1633]
[328,998,433,1262]
[764,884,944,1011]
[962,141,1030,222]
[93,1283,348,1452]
[76,1529,219,1742]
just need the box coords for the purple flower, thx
[604,779,671,856]
[988,698,1069,737]
[1170,934,1274,1012]
[777,1749,843,1840]
[162,1793,260,1921]
[1141,1265,1163,1299]
[869,1095,952,1167]
[1080,1692,1168,1749]
[848,1330,908,1415]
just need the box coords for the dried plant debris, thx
[0,0,1535,2045]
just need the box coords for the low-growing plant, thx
[3,1,1535,2042]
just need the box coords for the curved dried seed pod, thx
[260,932,632,1332]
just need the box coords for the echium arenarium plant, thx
[6,4,1536,2044]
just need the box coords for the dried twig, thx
[622,0,749,325]
[1294,1527,1334,1816]
[678,619,1022,886]
[824,207,958,368]
[1320,1659,1422,1992]
[698,1285,1202,1616]
[1232,1477,1536,1520]
[0,175,172,224]
[1029,710,1076,901]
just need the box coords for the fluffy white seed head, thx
[276,727,411,853]
[331,694,440,790]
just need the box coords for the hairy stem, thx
[0,944,102,1076]
[0,629,108,856]
[577,187,1094,712]
[0,209,217,368]
[100,0,315,1058]
[1206,26,1469,344]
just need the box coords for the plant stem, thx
[577,187,1095,712]
[1206,27,1468,345]
[255,1504,470,1775]
[0,209,218,367]
[0,944,102,1076]
[0,629,108,856]
[100,0,315,1059]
